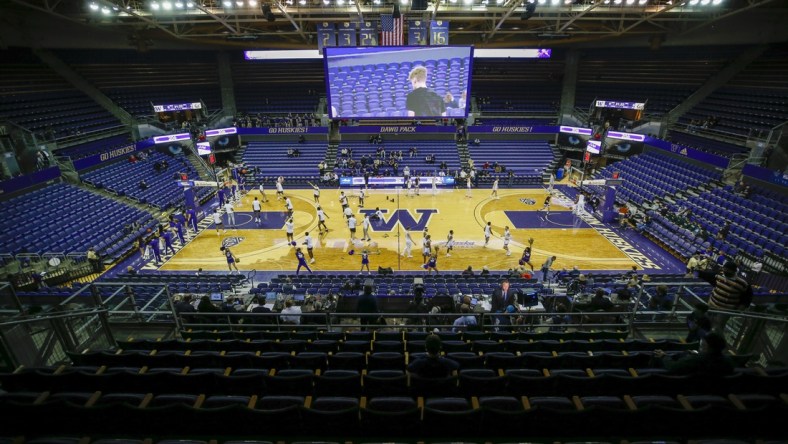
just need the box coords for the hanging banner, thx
[408,20,428,46]
[316,22,337,51]
[358,20,378,46]
[337,22,357,47]
[430,20,449,46]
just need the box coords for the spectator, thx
[452,304,478,332]
[87,247,102,273]
[407,334,459,378]
[198,295,220,313]
[280,299,302,325]
[652,332,735,376]
[686,302,712,343]
[707,261,751,332]
[357,282,380,329]
[461,266,474,277]
[138,180,149,190]
[649,285,672,311]
[588,289,613,312]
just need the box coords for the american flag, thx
[380,14,403,46]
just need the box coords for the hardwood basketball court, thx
[160,185,645,274]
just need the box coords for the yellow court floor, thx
[161,187,643,273]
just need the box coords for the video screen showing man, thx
[406,66,446,118]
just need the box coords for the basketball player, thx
[491,178,499,199]
[503,226,512,256]
[221,246,239,274]
[162,228,176,255]
[343,205,353,219]
[339,191,349,211]
[484,221,492,247]
[403,228,414,258]
[284,197,294,216]
[406,176,414,197]
[252,197,262,225]
[285,217,295,244]
[574,193,586,215]
[275,176,285,200]
[213,208,225,235]
[302,231,315,263]
[414,176,420,196]
[308,182,320,204]
[186,207,198,232]
[362,214,372,242]
[547,172,555,194]
[540,194,552,215]
[317,205,329,233]
[358,187,366,208]
[422,235,432,264]
[445,229,455,257]
[466,176,472,198]
[224,200,236,228]
[347,214,357,240]
[432,175,438,195]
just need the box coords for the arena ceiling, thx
[3,0,788,49]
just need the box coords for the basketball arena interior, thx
[0,0,787,442]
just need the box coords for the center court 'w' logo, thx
[358,209,438,231]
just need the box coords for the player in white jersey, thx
[466,176,472,198]
[316,205,329,233]
[445,230,455,257]
[362,214,372,241]
[213,208,225,234]
[343,205,353,219]
[302,231,316,263]
[285,197,294,215]
[574,193,586,215]
[275,177,284,200]
[347,214,357,240]
[491,178,499,199]
[358,187,366,208]
[403,229,414,258]
[305,182,320,204]
[259,181,269,202]
[224,201,235,228]
[503,226,512,256]
[432,175,438,195]
[252,197,262,225]
[422,235,432,264]
[285,218,295,244]
[484,221,492,247]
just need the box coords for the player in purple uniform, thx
[162,229,176,255]
[221,246,240,274]
[186,208,199,232]
[295,247,312,275]
[148,235,162,264]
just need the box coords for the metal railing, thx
[1,280,786,370]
